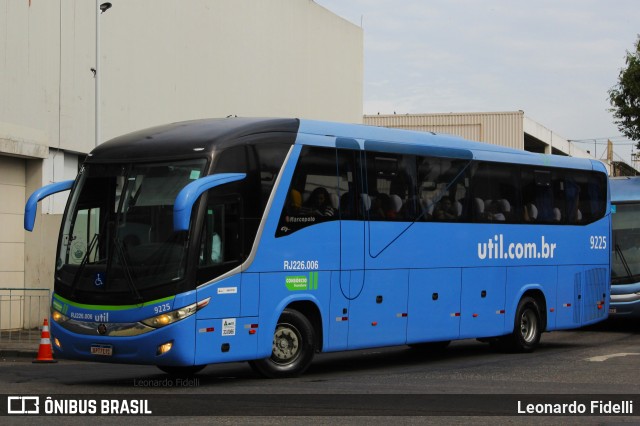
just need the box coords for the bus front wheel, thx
[249,309,316,378]
[497,296,542,353]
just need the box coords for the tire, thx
[157,365,206,376]
[248,309,316,378]
[408,341,451,352]
[497,296,542,353]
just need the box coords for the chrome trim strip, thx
[56,319,155,337]
[611,293,640,303]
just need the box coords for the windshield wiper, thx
[112,237,143,303]
[102,165,143,302]
[614,243,633,280]
[69,233,100,297]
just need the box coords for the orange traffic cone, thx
[33,318,58,363]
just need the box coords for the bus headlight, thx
[51,308,69,324]
[141,298,210,329]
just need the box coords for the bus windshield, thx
[612,202,640,285]
[55,159,207,304]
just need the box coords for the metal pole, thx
[95,0,100,147]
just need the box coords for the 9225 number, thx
[153,303,171,314]
[590,235,606,250]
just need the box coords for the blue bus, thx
[609,176,640,318]
[25,118,610,377]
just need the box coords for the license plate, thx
[609,308,617,314]
[90,344,113,356]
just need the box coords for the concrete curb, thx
[0,349,39,360]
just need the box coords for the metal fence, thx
[0,288,51,342]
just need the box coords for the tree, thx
[609,36,640,147]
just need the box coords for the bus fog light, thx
[157,341,173,356]
[54,337,62,349]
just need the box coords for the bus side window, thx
[565,170,607,224]
[336,148,363,221]
[197,195,242,285]
[365,152,416,221]
[468,162,517,223]
[521,168,559,224]
[416,156,468,222]
[587,172,607,220]
[276,146,340,237]
[199,206,223,266]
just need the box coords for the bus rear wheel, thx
[496,296,542,353]
[249,309,316,378]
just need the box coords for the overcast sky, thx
[315,0,640,163]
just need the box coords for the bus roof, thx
[88,118,300,162]
[298,119,605,173]
[610,176,640,203]
[88,117,606,173]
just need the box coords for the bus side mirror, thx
[173,173,246,232]
[24,180,74,231]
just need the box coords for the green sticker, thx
[285,272,318,291]
[190,170,201,180]
[286,276,308,291]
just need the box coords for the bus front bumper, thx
[49,316,197,366]
[609,292,640,318]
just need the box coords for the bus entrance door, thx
[330,144,367,350]
[336,142,366,301]
[340,212,366,349]
[339,220,366,299]
[327,212,364,351]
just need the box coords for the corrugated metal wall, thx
[363,112,525,150]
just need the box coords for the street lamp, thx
[95,1,112,147]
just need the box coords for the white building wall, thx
[0,0,363,316]
[98,0,363,144]
[0,0,362,155]
[41,150,80,215]
[0,156,25,288]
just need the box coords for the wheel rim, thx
[271,323,301,365]
[519,308,537,343]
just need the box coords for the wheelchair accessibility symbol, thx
[94,272,105,288]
